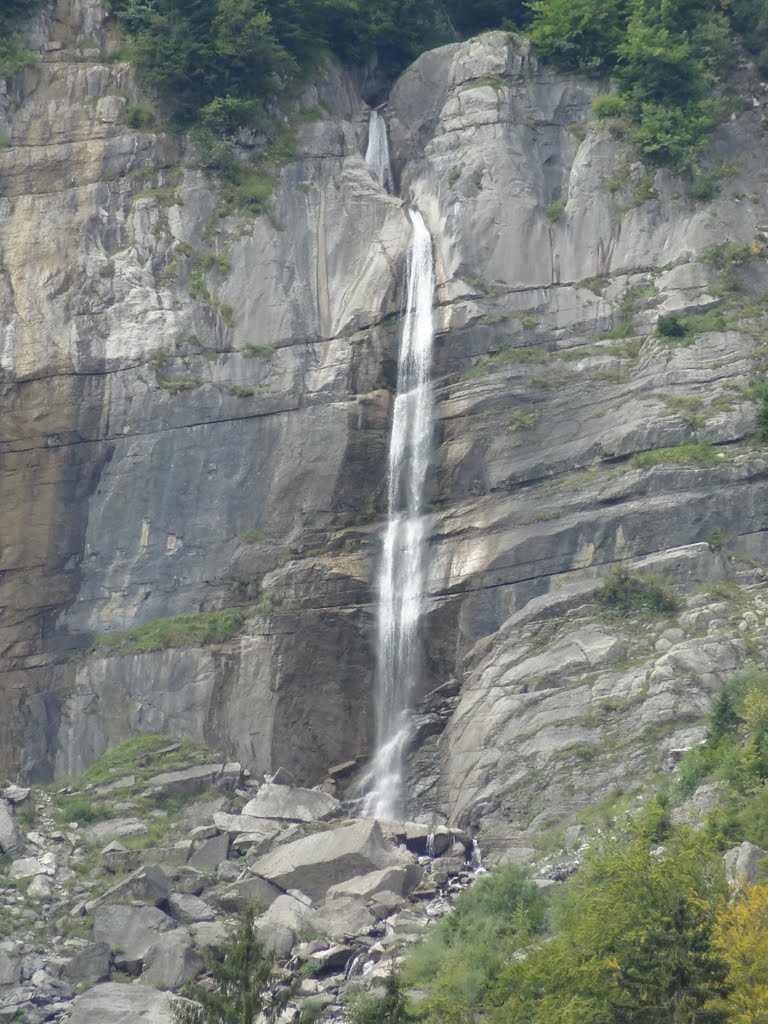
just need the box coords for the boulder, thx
[241,784,341,823]
[143,763,241,798]
[139,842,193,867]
[250,819,402,901]
[0,801,19,855]
[1,785,30,805]
[86,865,170,911]
[101,841,139,874]
[85,817,148,842]
[27,874,54,900]
[724,841,768,886]
[0,943,21,987]
[212,812,278,838]
[307,944,355,971]
[93,904,175,965]
[369,890,407,919]
[214,875,283,913]
[67,982,173,1024]
[167,893,216,924]
[188,832,230,871]
[143,929,204,990]
[326,864,422,901]
[255,894,314,957]
[11,853,56,879]
[62,943,111,986]
[311,896,375,942]
[190,920,229,949]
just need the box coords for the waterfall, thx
[365,109,394,193]
[364,209,435,820]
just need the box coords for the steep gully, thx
[361,110,437,819]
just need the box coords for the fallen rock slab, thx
[167,893,216,924]
[143,929,204,990]
[62,943,111,986]
[326,864,422,901]
[311,896,375,942]
[85,817,148,842]
[242,784,340,823]
[93,904,175,964]
[144,763,241,798]
[214,875,283,913]
[67,981,173,1024]
[250,819,402,901]
[86,865,170,911]
[256,894,314,957]
[188,832,230,871]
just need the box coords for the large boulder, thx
[213,875,283,914]
[189,832,230,871]
[242,784,341,823]
[255,894,314,957]
[724,841,768,886]
[168,893,216,924]
[326,864,422,901]
[0,800,19,855]
[144,763,241,798]
[86,865,170,911]
[62,943,111,986]
[311,896,376,942]
[250,819,403,901]
[93,905,176,967]
[67,982,173,1024]
[143,929,205,990]
[0,942,21,987]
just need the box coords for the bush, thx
[592,94,626,119]
[597,566,680,617]
[91,608,247,656]
[657,313,688,338]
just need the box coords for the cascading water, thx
[365,109,394,193]
[363,208,436,820]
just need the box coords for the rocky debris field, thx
[0,740,485,1024]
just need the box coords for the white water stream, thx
[365,109,394,193]
[363,208,436,819]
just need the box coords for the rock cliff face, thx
[3,2,768,853]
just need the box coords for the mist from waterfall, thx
[365,108,394,193]
[364,209,435,820]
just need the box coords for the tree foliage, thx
[489,832,730,1024]
[711,884,768,1024]
[174,909,281,1024]
[0,0,42,78]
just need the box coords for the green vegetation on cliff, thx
[0,0,42,76]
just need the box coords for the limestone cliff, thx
[3,1,768,855]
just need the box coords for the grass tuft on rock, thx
[91,608,247,656]
[597,567,680,618]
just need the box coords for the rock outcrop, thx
[3,4,768,856]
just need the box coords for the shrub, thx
[592,94,625,119]
[597,566,680,617]
[545,199,565,221]
[657,313,688,338]
[124,105,155,129]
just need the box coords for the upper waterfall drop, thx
[364,208,435,820]
[365,109,394,193]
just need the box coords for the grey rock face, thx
[326,864,420,900]
[86,865,170,910]
[255,894,314,956]
[67,982,173,1024]
[143,930,204,990]
[61,943,111,986]
[4,3,768,869]
[143,763,241,798]
[167,893,216,925]
[311,896,376,942]
[188,832,230,871]
[250,820,403,901]
[213,875,283,914]
[241,784,340,822]
[92,904,175,964]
